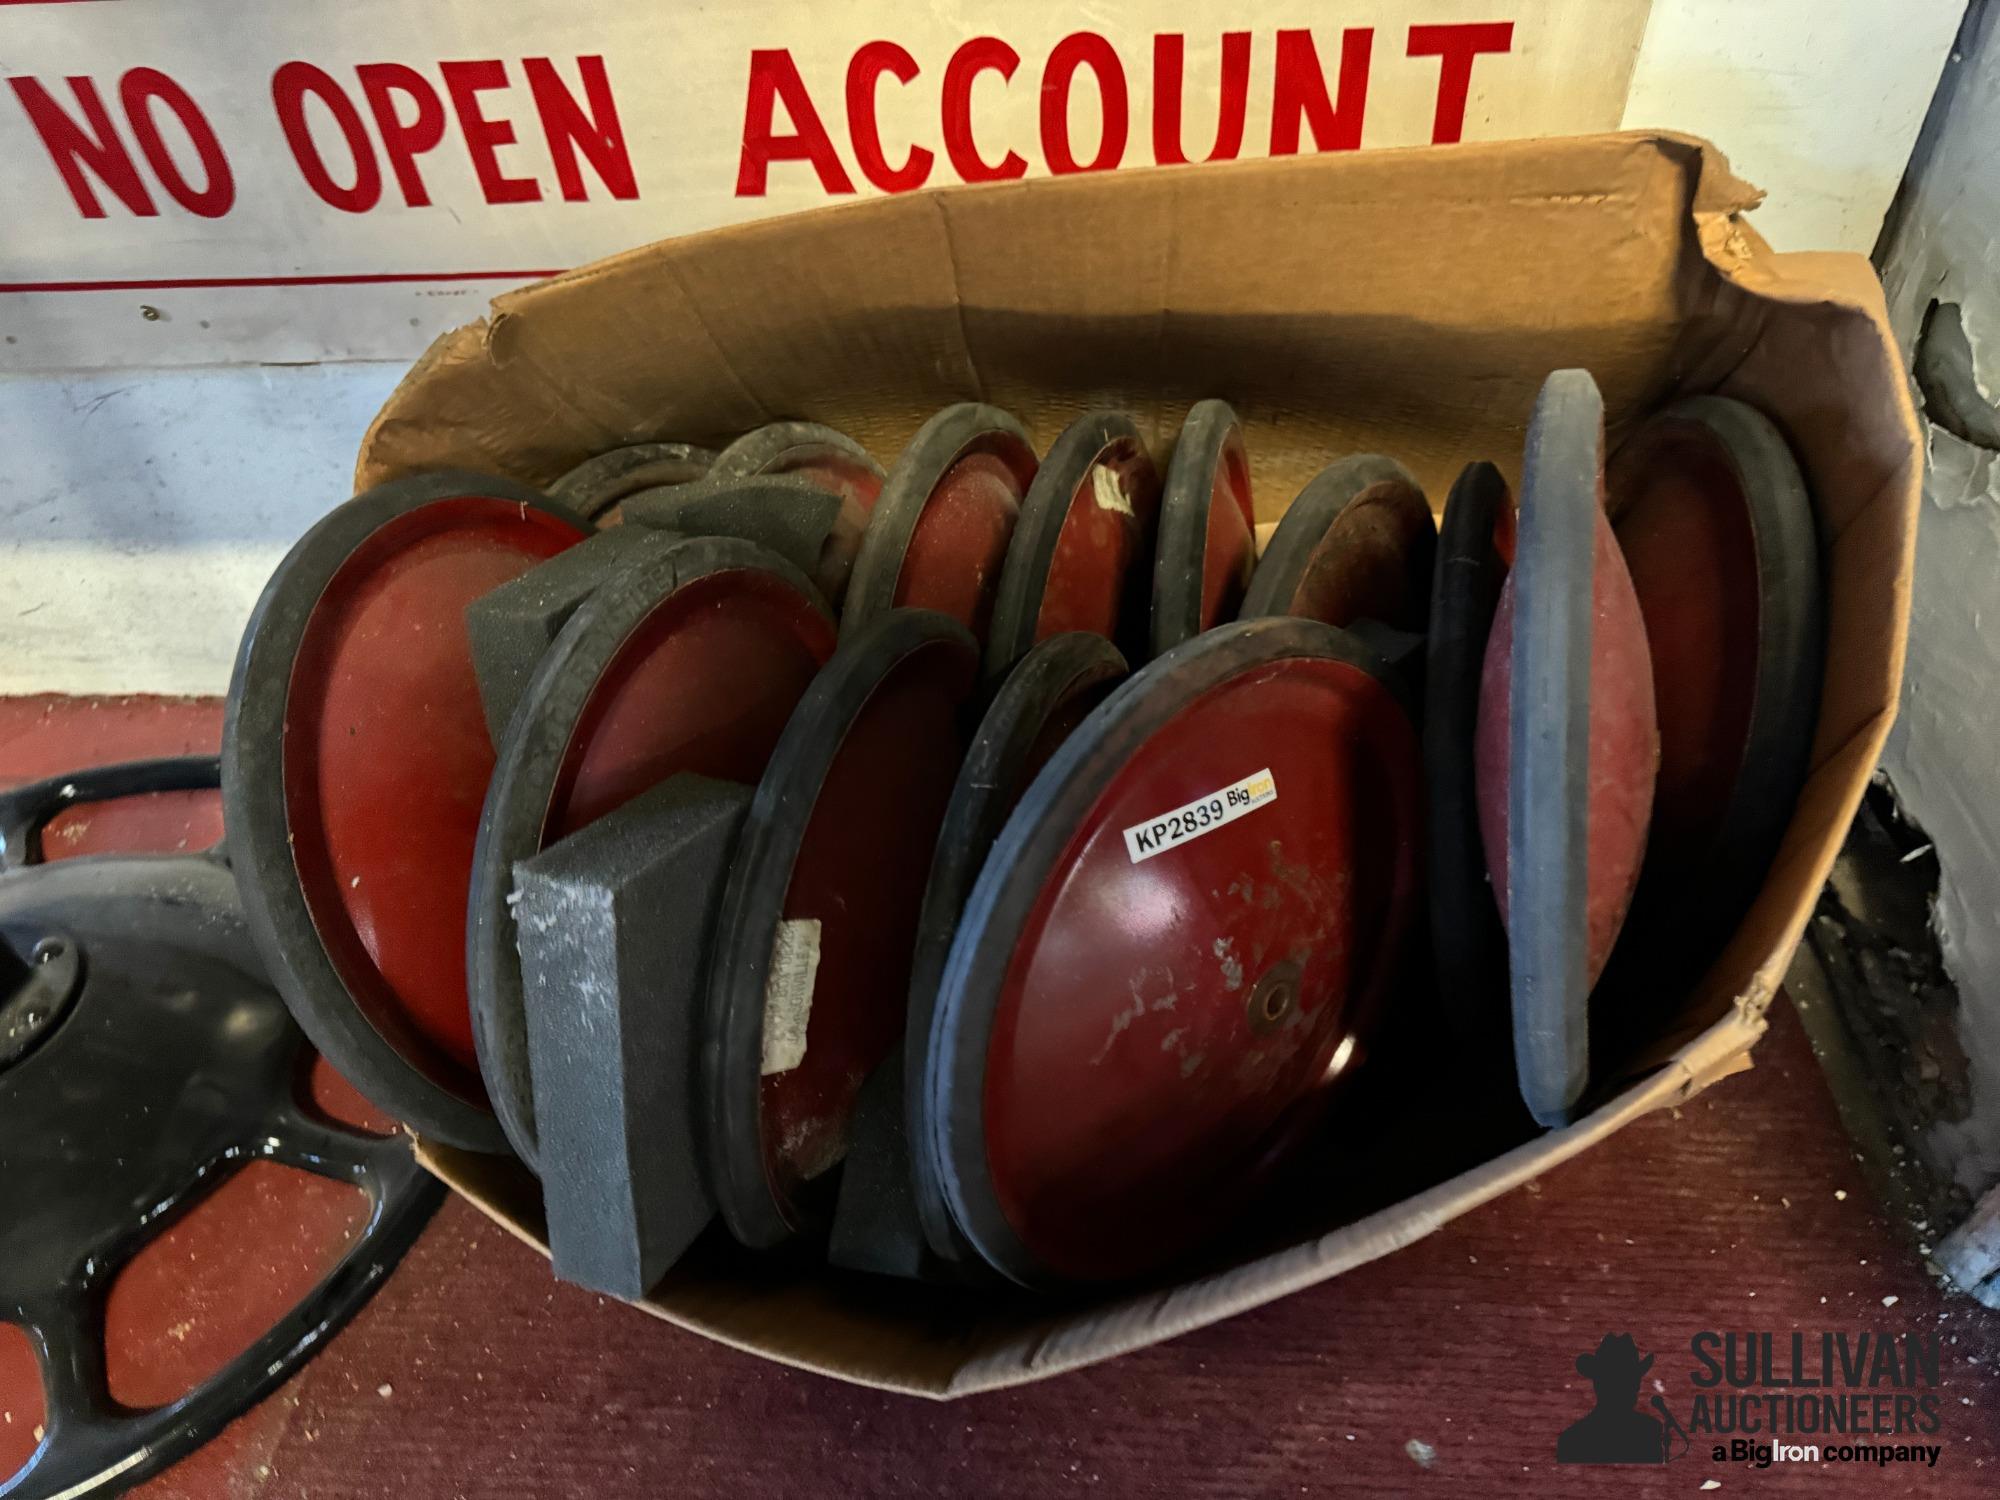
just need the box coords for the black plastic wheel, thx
[0,758,439,1500]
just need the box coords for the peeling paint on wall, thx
[1876,0,2000,1195]
[0,362,401,695]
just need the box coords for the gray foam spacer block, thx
[465,527,660,747]
[515,772,750,1299]
[620,475,841,583]
[827,1049,960,1282]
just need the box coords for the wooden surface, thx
[3,695,1996,1498]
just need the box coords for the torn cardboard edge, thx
[369,129,1917,1396]
[416,1001,1763,1396]
[357,130,1775,504]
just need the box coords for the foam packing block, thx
[515,774,750,1300]
[465,527,658,748]
[619,474,844,590]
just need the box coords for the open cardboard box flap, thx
[366,130,1919,1395]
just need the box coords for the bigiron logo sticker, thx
[1122,769,1278,864]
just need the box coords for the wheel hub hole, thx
[1246,960,1302,1034]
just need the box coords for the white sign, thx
[0,0,1655,369]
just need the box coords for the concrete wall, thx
[1876,0,2000,1195]
[0,364,399,694]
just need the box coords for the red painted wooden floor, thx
[4,695,1997,1498]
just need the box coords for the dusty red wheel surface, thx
[927,616,1424,1284]
[985,411,1161,677]
[1151,399,1257,655]
[1606,396,1822,969]
[224,472,589,1150]
[704,610,981,1247]
[1241,455,1433,631]
[843,403,1038,645]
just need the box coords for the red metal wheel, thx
[985,411,1161,677]
[843,403,1038,645]
[1151,399,1257,655]
[929,616,1424,1284]
[1473,371,1658,1127]
[704,610,981,1247]
[1606,397,1823,968]
[467,535,836,1166]
[1241,454,1433,630]
[224,473,589,1150]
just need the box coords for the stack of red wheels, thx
[196,377,1825,1298]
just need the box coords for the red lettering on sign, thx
[846,40,930,193]
[737,48,854,196]
[441,58,540,204]
[1152,32,1250,165]
[941,37,1026,183]
[7,75,157,218]
[525,55,637,202]
[1270,28,1372,155]
[118,68,233,217]
[1041,32,1127,175]
[357,63,446,207]
[272,62,381,213]
[1407,21,1513,144]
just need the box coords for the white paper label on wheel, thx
[1123,768,1277,863]
[760,917,820,1075]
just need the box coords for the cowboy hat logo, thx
[1557,1334,1682,1464]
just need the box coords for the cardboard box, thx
[358,130,1920,1395]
